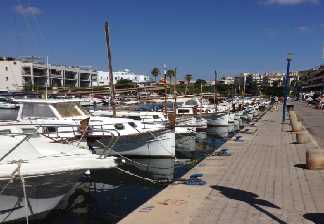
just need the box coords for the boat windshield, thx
[21,103,56,119]
[0,98,8,103]
[53,102,89,118]
[184,99,198,106]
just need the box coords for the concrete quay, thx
[294,102,324,149]
[119,108,324,224]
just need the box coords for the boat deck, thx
[118,107,324,224]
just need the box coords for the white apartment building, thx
[263,72,284,87]
[0,57,97,91]
[240,73,264,86]
[97,69,151,85]
[220,76,235,85]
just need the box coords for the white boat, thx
[0,124,117,223]
[207,113,229,127]
[206,125,229,138]
[92,110,167,126]
[14,99,175,158]
[176,97,216,116]
[0,97,18,109]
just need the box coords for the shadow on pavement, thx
[294,164,307,169]
[303,213,324,224]
[211,185,287,224]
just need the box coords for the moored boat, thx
[0,124,117,223]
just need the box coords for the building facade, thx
[219,76,235,85]
[97,69,151,85]
[299,65,324,91]
[0,57,97,91]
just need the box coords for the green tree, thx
[151,67,160,82]
[185,74,192,95]
[166,69,176,84]
[115,79,136,89]
[194,79,207,86]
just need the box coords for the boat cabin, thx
[16,99,89,121]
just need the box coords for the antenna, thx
[322,44,324,59]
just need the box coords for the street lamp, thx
[282,53,293,123]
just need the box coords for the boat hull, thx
[90,129,175,158]
[206,126,229,138]
[0,171,82,223]
[206,113,229,127]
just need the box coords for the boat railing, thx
[0,123,121,148]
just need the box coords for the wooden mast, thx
[200,81,203,115]
[214,70,218,111]
[104,21,116,117]
[172,68,177,128]
[163,65,168,116]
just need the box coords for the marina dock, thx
[119,108,324,224]
[294,102,324,148]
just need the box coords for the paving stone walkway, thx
[294,102,324,148]
[119,109,324,224]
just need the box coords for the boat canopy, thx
[17,100,89,120]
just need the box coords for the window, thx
[13,62,16,65]
[153,115,160,119]
[0,129,11,134]
[128,122,137,128]
[127,116,141,120]
[178,109,190,114]
[5,66,8,71]
[5,77,8,81]
[114,123,125,130]
[22,103,56,119]
[22,128,39,137]
[53,102,89,117]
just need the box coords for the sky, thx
[0,0,323,79]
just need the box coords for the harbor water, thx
[0,109,228,224]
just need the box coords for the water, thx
[37,133,225,224]
[0,109,227,224]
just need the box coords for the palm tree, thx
[151,67,160,82]
[166,69,176,94]
[166,69,175,85]
[185,74,192,95]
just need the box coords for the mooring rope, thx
[18,163,29,224]
[0,160,29,224]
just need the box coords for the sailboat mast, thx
[104,21,116,117]
[200,81,203,115]
[45,56,49,100]
[173,68,177,123]
[214,70,217,110]
[163,64,168,116]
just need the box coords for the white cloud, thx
[14,4,42,16]
[262,0,320,5]
[297,26,311,32]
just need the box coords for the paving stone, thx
[119,107,324,224]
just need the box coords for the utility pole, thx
[282,53,293,123]
[104,21,116,117]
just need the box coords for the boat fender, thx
[185,178,207,186]
[190,173,204,179]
